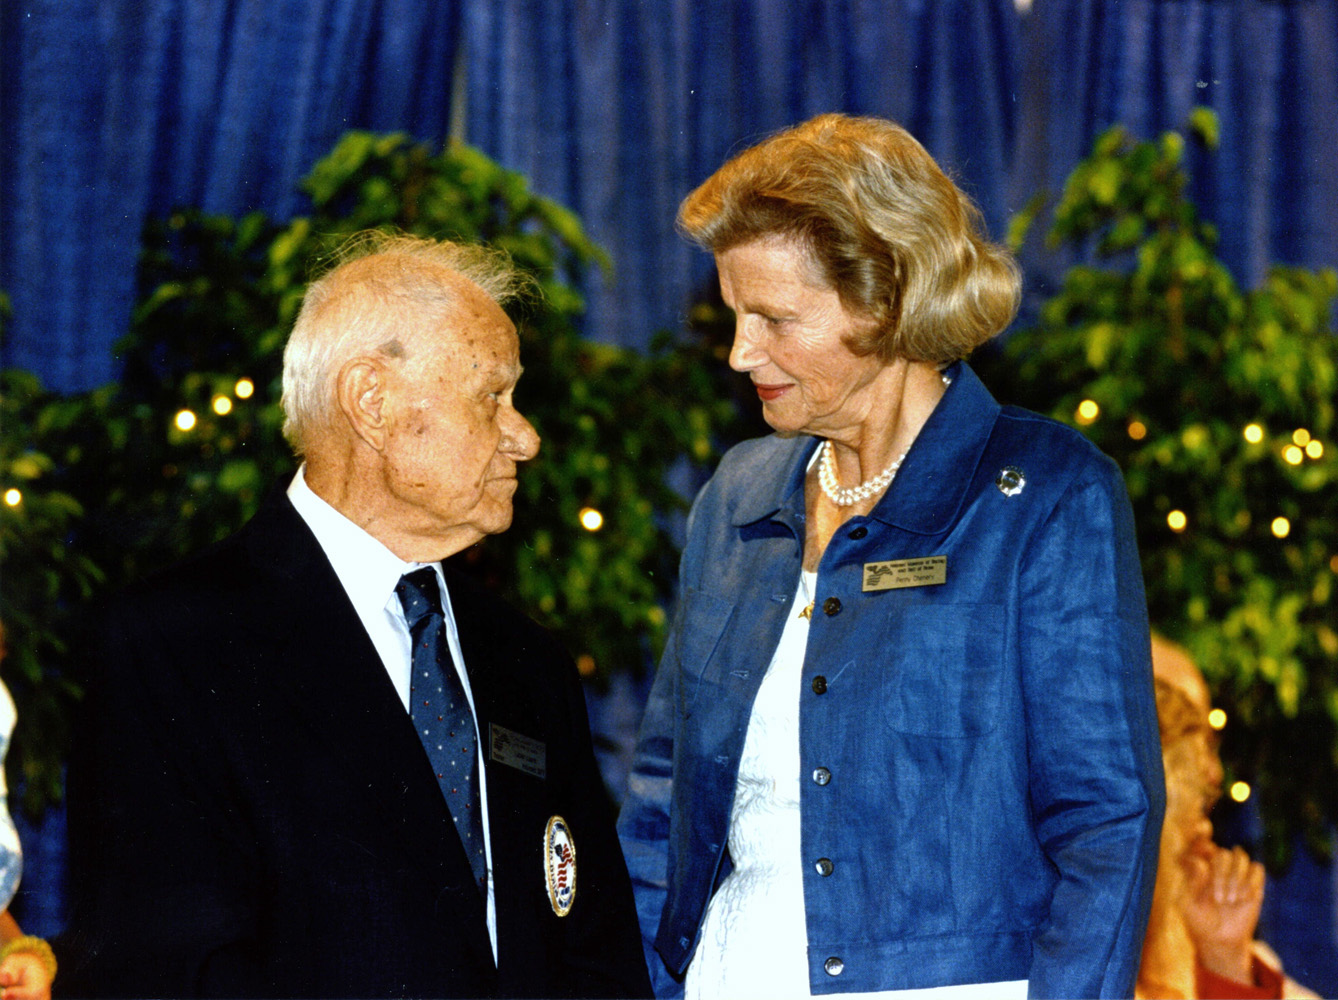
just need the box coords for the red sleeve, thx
[1195,953,1285,1000]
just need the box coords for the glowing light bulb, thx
[579,507,604,531]
[174,409,197,432]
[1208,708,1227,730]
[1075,399,1100,425]
[1242,423,1264,444]
[1167,510,1188,532]
[234,378,255,399]
[1127,420,1147,441]
[1283,445,1303,465]
[212,395,233,416]
[1293,428,1311,446]
[2,489,20,507]
[1271,516,1291,538]
[1230,781,1251,803]
[1306,440,1324,459]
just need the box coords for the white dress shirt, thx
[287,466,497,961]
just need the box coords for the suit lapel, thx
[446,566,559,963]
[237,492,496,966]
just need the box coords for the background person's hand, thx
[1181,835,1266,985]
[0,950,53,1000]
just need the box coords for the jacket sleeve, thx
[1018,456,1165,999]
[616,488,714,999]
[57,598,265,998]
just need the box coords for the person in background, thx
[58,234,650,999]
[1139,635,1320,1000]
[618,113,1164,999]
[0,624,56,1000]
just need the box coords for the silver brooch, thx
[996,467,1026,497]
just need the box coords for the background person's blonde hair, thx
[678,113,1020,365]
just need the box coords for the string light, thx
[1283,445,1303,465]
[1167,510,1188,532]
[1271,516,1291,538]
[1230,781,1251,803]
[578,507,604,531]
[1075,399,1100,425]
[576,654,596,677]
[174,409,197,432]
[2,489,20,507]
[212,395,233,416]
[1306,440,1324,459]
[234,378,255,399]
[1127,420,1147,440]
[1208,708,1227,730]
[1242,423,1264,444]
[1293,428,1311,446]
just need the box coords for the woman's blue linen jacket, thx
[616,362,1165,998]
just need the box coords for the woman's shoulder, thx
[995,405,1120,466]
[713,433,811,486]
[682,434,810,545]
[988,404,1128,504]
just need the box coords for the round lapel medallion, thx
[544,815,577,917]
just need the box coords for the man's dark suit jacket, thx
[59,490,651,999]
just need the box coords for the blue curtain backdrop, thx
[8,0,1334,393]
[3,0,1338,990]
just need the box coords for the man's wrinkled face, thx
[379,281,540,549]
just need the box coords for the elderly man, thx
[59,234,652,999]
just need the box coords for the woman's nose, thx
[728,318,765,372]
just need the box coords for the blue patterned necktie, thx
[395,568,486,892]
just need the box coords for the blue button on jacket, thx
[617,362,1164,999]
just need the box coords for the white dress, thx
[685,573,1026,1000]
[0,681,22,909]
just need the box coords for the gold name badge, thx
[862,556,947,591]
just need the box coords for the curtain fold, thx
[463,0,1019,357]
[0,0,460,389]
[0,0,1334,387]
[1019,0,1338,293]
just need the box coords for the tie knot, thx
[395,568,443,629]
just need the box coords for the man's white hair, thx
[280,232,527,456]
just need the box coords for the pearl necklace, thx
[818,440,908,507]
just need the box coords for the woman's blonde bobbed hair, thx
[678,113,1020,364]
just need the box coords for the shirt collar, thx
[287,465,438,618]
[730,360,1001,536]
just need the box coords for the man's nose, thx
[504,406,541,461]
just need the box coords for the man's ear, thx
[336,357,389,450]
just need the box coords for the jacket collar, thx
[730,360,1001,536]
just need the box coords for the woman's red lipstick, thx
[754,383,790,401]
